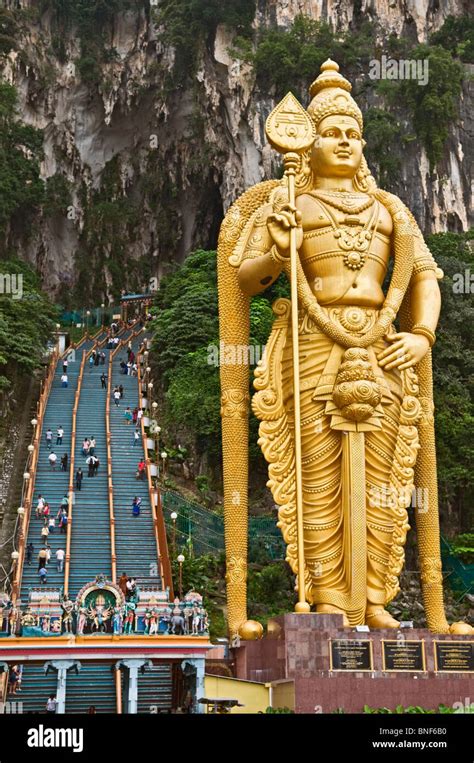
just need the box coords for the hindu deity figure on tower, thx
[218,59,472,639]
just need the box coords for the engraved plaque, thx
[434,641,473,672]
[330,639,373,671]
[382,640,426,671]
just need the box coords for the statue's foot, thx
[365,607,400,629]
[316,604,350,627]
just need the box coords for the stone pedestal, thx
[232,614,474,713]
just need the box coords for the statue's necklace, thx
[311,194,380,271]
[311,189,375,215]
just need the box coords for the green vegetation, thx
[0,84,44,243]
[64,324,87,345]
[0,8,18,57]
[151,249,218,383]
[150,249,220,460]
[73,155,146,305]
[399,45,463,169]
[166,347,222,460]
[247,561,294,625]
[44,174,73,217]
[171,552,226,639]
[40,0,147,84]
[450,533,474,565]
[363,108,402,188]
[427,232,474,531]
[0,259,57,392]
[154,0,255,82]
[372,28,465,170]
[234,17,374,98]
[364,703,474,714]
[430,14,474,62]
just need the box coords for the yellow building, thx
[204,675,294,714]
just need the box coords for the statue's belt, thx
[297,303,380,333]
[292,304,403,433]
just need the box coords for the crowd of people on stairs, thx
[29,329,152,592]
[29,492,69,583]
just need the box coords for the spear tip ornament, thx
[265,92,316,156]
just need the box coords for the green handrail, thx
[441,536,474,597]
[162,489,285,560]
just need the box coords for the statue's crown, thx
[308,59,363,131]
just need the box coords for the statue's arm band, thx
[412,260,438,275]
[412,324,436,347]
[269,244,290,264]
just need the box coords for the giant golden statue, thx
[217,60,470,638]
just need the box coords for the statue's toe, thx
[366,609,400,629]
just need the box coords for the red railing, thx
[11,343,67,602]
[136,337,173,595]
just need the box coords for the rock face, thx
[257,0,467,43]
[0,0,472,299]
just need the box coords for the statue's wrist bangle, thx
[412,325,436,347]
[269,244,290,265]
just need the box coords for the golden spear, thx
[265,93,316,613]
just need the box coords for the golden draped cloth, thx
[218,179,449,636]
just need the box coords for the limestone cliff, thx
[0,0,472,301]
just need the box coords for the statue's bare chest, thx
[297,192,392,277]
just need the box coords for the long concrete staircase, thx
[13,327,173,713]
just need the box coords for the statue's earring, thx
[354,154,377,193]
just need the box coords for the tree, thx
[0,259,57,392]
[399,45,463,169]
[426,232,474,533]
[0,84,44,245]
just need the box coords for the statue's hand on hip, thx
[377,332,430,371]
[267,203,303,256]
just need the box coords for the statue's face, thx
[311,115,362,178]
